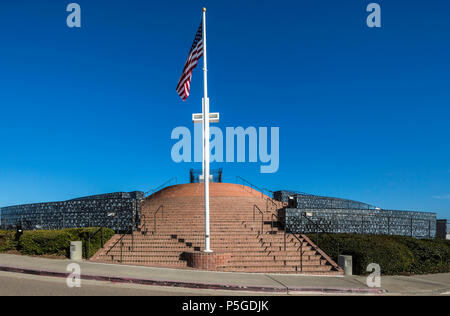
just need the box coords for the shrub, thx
[0,231,17,252]
[0,228,115,258]
[308,234,450,275]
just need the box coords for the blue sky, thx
[0,1,449,219]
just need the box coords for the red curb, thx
[0,265,383,294]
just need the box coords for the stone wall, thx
[436,219,449,239]
[282,208,436,238]
[274,190,437,238]
[0,191,143,231]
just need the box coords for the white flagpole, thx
[202,7,212,253]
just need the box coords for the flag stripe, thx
[176,22,203,101]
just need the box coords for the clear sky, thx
[0,1,449,219]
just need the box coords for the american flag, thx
[176,22,203,101]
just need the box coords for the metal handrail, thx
[270,213,278,235]
[153,205,164,233]
[86,227,105,259]
[298,213,341,261]
[284,224,305,272]
[144,177,177,197]
[266,209,305,272]
[139,214,148,235]
[266,198,278,214]
[236,176,271,199]
[262,188,274,198]
[106,225,134,257]
[253,204,264,234]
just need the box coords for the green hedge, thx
[308,234,450,275]
[0,231,17,252]
[0,228,115,259]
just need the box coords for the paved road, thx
[0,271,449,296]
[0,271,259,296]
[0,254,449,296]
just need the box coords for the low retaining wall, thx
[185,252,231,271]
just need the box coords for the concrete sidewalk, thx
[0,254,448,295]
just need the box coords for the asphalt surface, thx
[0,254,449,296]
[0,271,257,296]
[0,271,449,296]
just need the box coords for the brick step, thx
[110,261,188,267]
[106,257,185,263]
[142,214,273,217]
[218,265,335,273]
[128,236,266,242]
[90,183,341,274]
[104,246,191,252]
[144,228,272,232]
[143,212,265,215]
[117,237,273,242]
[102,253,187,258]
[145,223,277,227]
[144,220,273,225]
[101,248,319,256]
[144,229,264,232]
[143,230,276,235]
[227,258,328,265]
[229,255,323,262]
[143,210,270,214]
[217,268,341,275]
[101,252,321,259]
[101,256,326,267]
[139,232,268,236]
[104,242,313,251]
[103,242,313,252]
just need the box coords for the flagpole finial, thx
[202,7,206,12]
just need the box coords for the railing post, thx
[337,241,340,260]
[300,241,303,272]
[87,236,90,259]
[131,227,134,252]
[388,216,390,235]
[361,215,364,234]
[101,227,104,248]
[120,240,123,263]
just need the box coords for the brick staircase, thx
[91,183,343,275]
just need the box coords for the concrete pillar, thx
[70,241,83,261]
[338,255,353,276]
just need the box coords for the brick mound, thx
[92,183,343,275]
